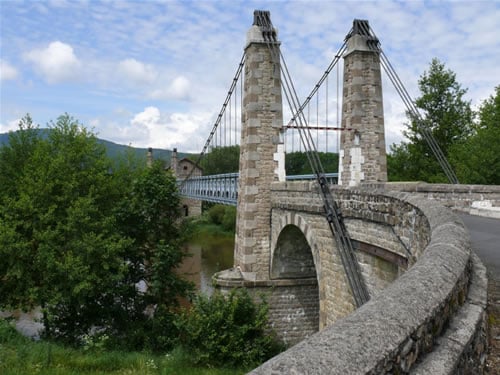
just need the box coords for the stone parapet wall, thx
[372,182,500,219]
[249,185,488,374]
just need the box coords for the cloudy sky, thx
[1,0,499,153]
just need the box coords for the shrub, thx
[206,205,226,226]
[221,206,236,232]
[176,289,284,368]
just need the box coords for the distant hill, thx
[0,129,193,164]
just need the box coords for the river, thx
[181,233,235,294]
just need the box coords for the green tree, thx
[0,114,132,343]
[114,160,193,350]
[388,58,473,182]
[451,86,500,184]
[201,145,240,175]
[0,114,192,349]
[285,151,338,175]
[0,114,40,200]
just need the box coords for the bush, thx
[206,205,226,226]
[176,289,284,368]
[204,205,236,233]
[221,206,236,232]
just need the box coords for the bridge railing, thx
[178,172,338,204]
[179,172,239,206]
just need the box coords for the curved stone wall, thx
[250,188,488,374]
[370,182,500,219]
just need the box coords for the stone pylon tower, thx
[338,20,387,186]
[233,11,285,281]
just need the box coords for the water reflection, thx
[182,234,234,295]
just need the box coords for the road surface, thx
[461,214,499,374]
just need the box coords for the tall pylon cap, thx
[246,10,279,47]
[344,19,380,56]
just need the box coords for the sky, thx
[1,0,499,154]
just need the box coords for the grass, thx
[0,319,246,375]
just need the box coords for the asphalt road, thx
[460,214,500,276]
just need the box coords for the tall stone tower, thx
[338,20,387,186]
[233,11,285,281]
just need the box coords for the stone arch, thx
[271,212,322,282]
[271,225,315,279]
[270,211,323,330]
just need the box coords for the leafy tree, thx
[451,86,500,184]
[0,114,132,343]
[0,114,40,200]
[388,58,474,182]
[285,151,338,175]
[201,145,240,175]
[0,114,192,349]
[114,160,193,350]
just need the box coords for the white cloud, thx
[0,59,18,81]
[103,106,210,151]
[117,58,157,85]
[24,41,81,83]
[149,75,191,100]
[0,118,21,133]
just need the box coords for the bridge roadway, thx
[461,214,500,276]
[461,214,500,373]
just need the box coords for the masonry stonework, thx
[339,28,387,186]
[232,21,285,281]
[171,148,203,217]
[251,187,488,374]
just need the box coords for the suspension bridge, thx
[165,10,497,373]
[176,9,456,310]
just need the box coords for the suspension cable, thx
[179,52,246,187]
[363,24,459,184]
[325,74,328,152]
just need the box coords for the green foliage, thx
[285,151,338,175]
[0,114,192,351]
[176,289,284,368]
[204,205,237,233]
[201,145,240,175]
[0,319,244,375]
[207,204,227,226]
[221,206,237,232]
[112,160,194,351]
[0,114,133,343]
[388,58,474,182]
[451,86,500,184]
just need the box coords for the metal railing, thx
[178,172,339,205]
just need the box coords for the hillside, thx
[0,129,193,163]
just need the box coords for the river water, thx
[181,233,235,294]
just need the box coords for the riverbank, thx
[0,317,246,375]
